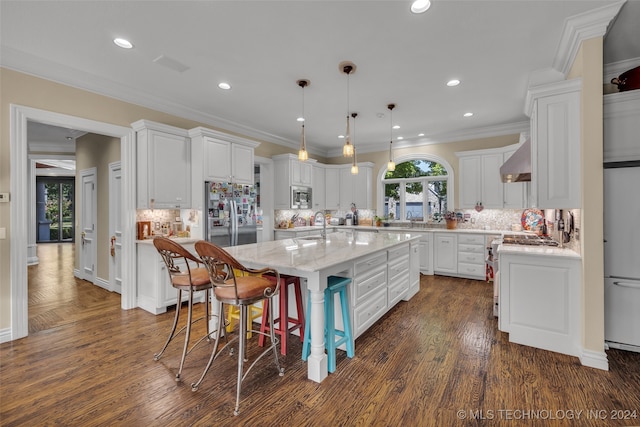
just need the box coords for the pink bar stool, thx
[258,273,305,355]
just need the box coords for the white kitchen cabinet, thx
[136,241,205,315]
[418,232,433,275]
[434,233,457,275]
[339,163,373,210]
[603,90,640,162]
[312,164,326,210]
[325,165,341,209]
[499,251,581,357]
[456,234,485,280]
[527,79,581,209]
[406,242,421,299]
[272,154,316,209]
[387,243,410,306]
[457,146,526,209]
[133,120,191,209]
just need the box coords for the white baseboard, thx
[73,268,81,278]
[94,276,110,291]
[0,328,12,344]
[579,348,609,371]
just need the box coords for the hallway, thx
[27,243,120,334]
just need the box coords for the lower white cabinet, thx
[456,234,485,280]
[418,232,434,275]
[137,241,205,315]
[434,233,457,274]
[499,251,581,357]
[388,244,410,306]
[407,242,421,299]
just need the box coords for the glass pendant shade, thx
[297,79,310,161]
[350,113,358,174]
[340,62,356,158]
[298,124,308,161]
[387,103,396,171]
[343,116,353,157]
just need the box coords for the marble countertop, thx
[497,243,581,259]
[274,224,511,235]
[136,237,198,245]
[223,230,421,273]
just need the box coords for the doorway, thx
[35,177,75,243]
[8,105,135,342]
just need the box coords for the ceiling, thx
[2,1,639,158]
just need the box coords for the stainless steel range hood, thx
[500,138,531,182]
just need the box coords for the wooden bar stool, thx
[302,276,354,373]
[258,273,305,355]
[192,240,284,416]
[152,237,213,382]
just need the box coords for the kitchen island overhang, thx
[223,230,422,383]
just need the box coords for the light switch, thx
[0,228,6,239]
[0,193,9,203]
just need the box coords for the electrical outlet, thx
[0,193,9,203]
[575,227,580,241]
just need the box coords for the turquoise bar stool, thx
[302,276,354,373]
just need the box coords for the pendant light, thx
[297,79,310,161]
[387,103,396,172]
[351,112,359,174]
[340,61,356,158]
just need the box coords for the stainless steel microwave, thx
[291,186,312,209]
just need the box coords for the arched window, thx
[377,155,454,221]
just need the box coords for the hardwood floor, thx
[2,243,639,426]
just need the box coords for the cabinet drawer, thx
[388,257,410,280]
[388,244,410,261]
[458,234,485,245]
[458,243,484,253]
[355,252,387,275]
[457,252,484,264]
[388,277,408,307]
[354,288,387,337]
[457,262,485,277]
[354,267,387,304]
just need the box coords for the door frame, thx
[79,167,98,284]
[9,104,136,342]
[109,161,122,294]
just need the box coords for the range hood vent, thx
[500,138,531,183]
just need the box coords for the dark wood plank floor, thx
[1,243,639,426]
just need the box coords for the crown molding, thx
[1,47,298,148]
[553,1,626,77]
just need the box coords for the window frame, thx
[376,154,455,221]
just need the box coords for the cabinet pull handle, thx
[613,281,640,289]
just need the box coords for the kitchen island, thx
[223,230,421,383]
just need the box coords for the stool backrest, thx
[153,236,201,281]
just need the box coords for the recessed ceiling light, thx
[297,117,305,122]
[393,125,400,130]
[447,79,460,87]
[418,133,425,137]
[398,136,404,140]
[113,38,133,49]
[338,135,345,139]
[464,112,474,117]
[218,82,231,90]
[411,0,431,14]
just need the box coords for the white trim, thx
[94,276,111,291]
[109,161,122,294]
[579,348,609,371]
[9,104,134,342]
[376,153,455,219]
[0,328,12,344]
[552,1,626,77]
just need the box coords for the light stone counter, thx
[497,243,581,259]
[223,230,421,383]
[136,237,198,245]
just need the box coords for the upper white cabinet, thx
[189,127,257,185]
[526,79,581,209]
[339,163,373,210]
[312,164,326,210]
[325,165,341,210]
[272,154,316,209]
[604,90,640,162]
[133,120,191,209]
[457,144,527,209]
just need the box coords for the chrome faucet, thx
[313,211,326,240]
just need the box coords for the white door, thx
[109,162,123,293]
[80,168,97,284]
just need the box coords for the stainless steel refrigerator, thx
[205,182,257,247]
[604,162,640,352]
